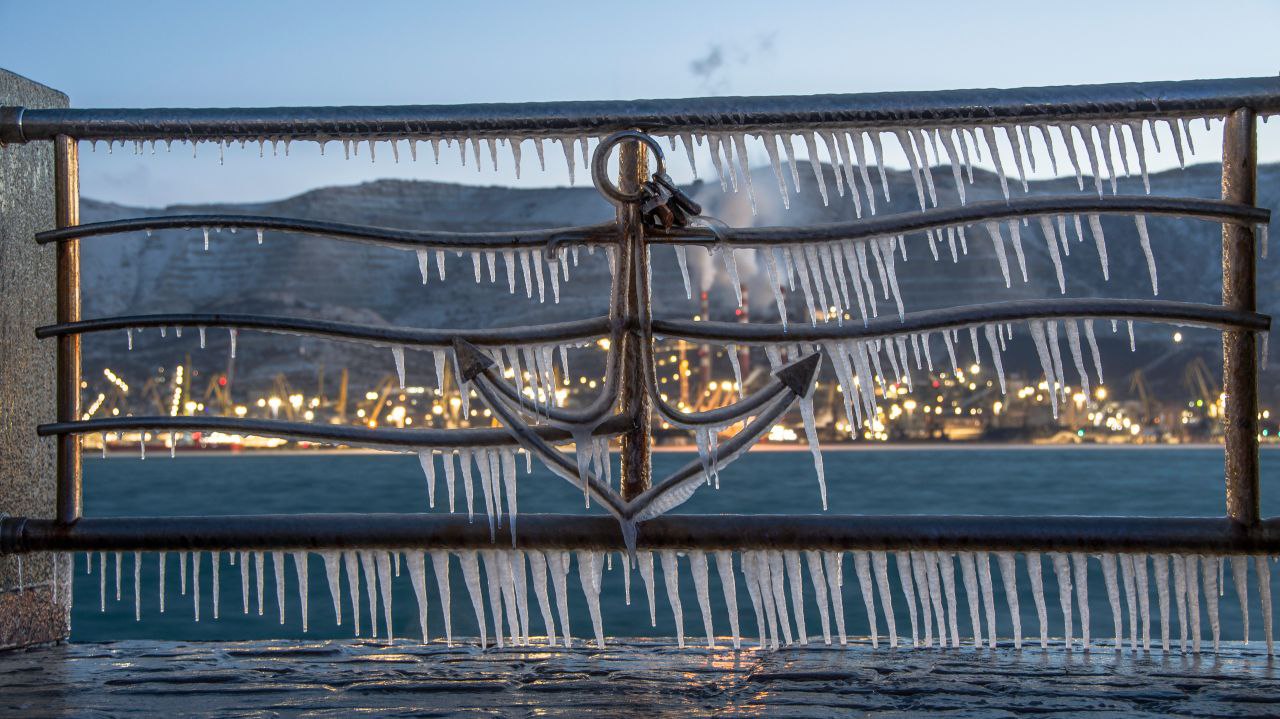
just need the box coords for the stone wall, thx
[0,68,70,649]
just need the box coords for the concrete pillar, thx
[0,69,70,649]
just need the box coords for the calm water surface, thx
[72,447,1280,643]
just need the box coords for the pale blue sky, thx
[3,0,1278,207]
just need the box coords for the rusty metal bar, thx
[37,414,634,449]
[1222,107,1261,527]
[36,216,618,251]
[3,514,1278,555]
[617,137,651,502]
[653,299,1269,345]
[54,135,80,525]
[36,313,614,348]
[4,76,1280,143]
[648,196,1269,246]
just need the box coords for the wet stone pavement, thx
[1,639,1277,717]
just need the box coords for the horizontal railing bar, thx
[37,414,634,449]
[35,215,618,251]
[3,77,1279,144]
[654,299,1270,345]
[649,196,1270,247]
[2,514,1277,554]
[36,313,615,348]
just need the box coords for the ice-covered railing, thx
[2,76,1279,654]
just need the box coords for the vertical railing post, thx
[617,138,652,501]
[54,135,81,524]
[1221,107,1260,526]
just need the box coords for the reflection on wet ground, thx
[2,638,1277,717]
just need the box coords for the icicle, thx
[1203,555,1220,651]
[1051,553,1074,648]
[1231,556,1250,643]
[459,552,487,648]
[528,551,556,646]
[416,450,438,509]
[960,553,983,647]
[577,551,606,648]
[1071,553,1090,648]
[290,551,309,632]
[192,552,201,622]
[984,221,1012,288]
[802,133,830,206]
[1100,554,1122,648]
[673,246,692,300]
[1076,125,1105,197]
[975,553,997,648]
[1134,216,1158,294]
[1119,554,1139,651]
[802,551,831,645]
[637,551,657,627]
[912,128,938,206]
[1047,322,1066,402]
[1164,119,1187,168]
[896,552,920,646]
[1004,125,1029,192]
[849,131,877,213]
[1025,553,1048,648]
[985,325,1006,394]
[705,552,739,649]
[765,552,794,646]
[996,552,1021,649]
[510,552,529,644]
[1029,321,1059,418]
[360,551,382,638]
[870,552,897,646]
[910,552,935,647]
[1255,555,1273,653]
[730,134,758,215]
[741,553,769,648]
[938,553,960,648]
[1186,555,1202,653]
[131,552,140,620]
[763,133,790,209]
[657,551,686,648]
[822,551,847,645]
[853,552,879,648]
[893,130,927,210]
[319,551,342,627]
[925,555,949,646]
[785,551,809,645]
[799,396,827,509]
[1084,320,1105,386]
[266,551,285,625]
[1035,217,1064,293]
[1134,554,1152,650]
[501,448,520,546]
[978,126,1010,201]
[939,128,966,205]
[1065,320,1090,400]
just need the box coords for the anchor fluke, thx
[774,352,822,397]
[452,338,494,382]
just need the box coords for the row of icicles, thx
[112,313,1221,518]
[56,547,1277,654]
[87,115,1231,214]
[172,209,1270,337]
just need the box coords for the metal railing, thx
[0,76,1277,559]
